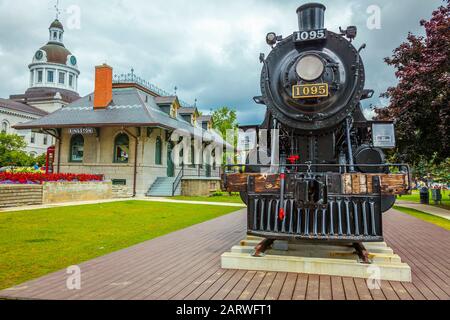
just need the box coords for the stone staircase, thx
[146,177,181,197]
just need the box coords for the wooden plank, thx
[265,273,287,300]
[306,274,319,300]
[379,280,399,300]
[389,281,413,300]
[198,269,237,300]
[211,270,246,300]
[184,269,229,300]
[251,272,276,300]
[238,272,265,300]
[278,273,297,300]
[224,271,256,300]
[343,174,352,194]
[330,276,346,300]
[319,276,332,300]
[292,274,308,300]
[223,173,280,192]
[353,278,373,300]
[342,277,359,300]
[368,287,386,300]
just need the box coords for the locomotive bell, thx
[296,3,326,31]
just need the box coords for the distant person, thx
[33,163,40,170]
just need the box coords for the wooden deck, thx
[1,208,449,300]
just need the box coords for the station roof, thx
[13,87,225,144]
[0,98,48,117]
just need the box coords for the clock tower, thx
[13,18,81,113]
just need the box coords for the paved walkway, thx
[396,200,450,220]
[0,197,245,213]
[1,208,449,300]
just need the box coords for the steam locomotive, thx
[223,3,411,258]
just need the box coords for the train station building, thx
[14,64,225,197]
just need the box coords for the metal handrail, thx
[172,164,184,196]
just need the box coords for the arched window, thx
[1,120,9,133]
[114,133,129,163]
[155,137,162,165]
[70,134,84,162]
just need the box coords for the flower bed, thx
[0,172,104,185]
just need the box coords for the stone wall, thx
[42,181,113,204]
[0,185,43,208]
[181,178,221,197]
[0,182,115,209]
[112,185,133,198]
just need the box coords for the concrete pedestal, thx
[221,236,412,282]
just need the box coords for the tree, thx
[211,107,239,164]
[0,133,35,167]
[211,106,238,138]
[375,1,449,165]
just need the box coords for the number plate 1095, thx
[292,83,329,99]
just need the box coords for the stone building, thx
[15,64,224,197]
[0,18,80,155]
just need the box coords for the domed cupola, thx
[49,19,64,44]
[28,18,80,94]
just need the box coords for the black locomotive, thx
[223,3,410,257]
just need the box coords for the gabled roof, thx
[0,98,48,117]
[178,107,197,115]
[154,96,178,105]
[13,88,225,145]
[199,115,212,123]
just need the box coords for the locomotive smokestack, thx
[296,3,326,31]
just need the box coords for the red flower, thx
[0,172,104,184]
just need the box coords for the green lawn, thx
[397,189,450,210]
[172,194,244,204]
[0,201,239,290]
[393,205,450,231]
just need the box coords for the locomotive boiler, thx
[222,3,411,259]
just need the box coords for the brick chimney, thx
[94,64,113,109]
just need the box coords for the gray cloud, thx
[0,0,443,124]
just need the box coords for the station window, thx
[112,179,127,186]
[47,70,54,83]
[155,137,162,165]
[114,133,129,163]
[59,72,65,84]
[69,74,74,87]
[30,132,36,144]
[70,134,84,162]
[43,134,48,145]
[37,70,43,83]
[1,120,9,133]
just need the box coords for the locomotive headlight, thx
[266,32,277,46]
[295,55,325,81]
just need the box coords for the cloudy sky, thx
[0,0,444,124]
